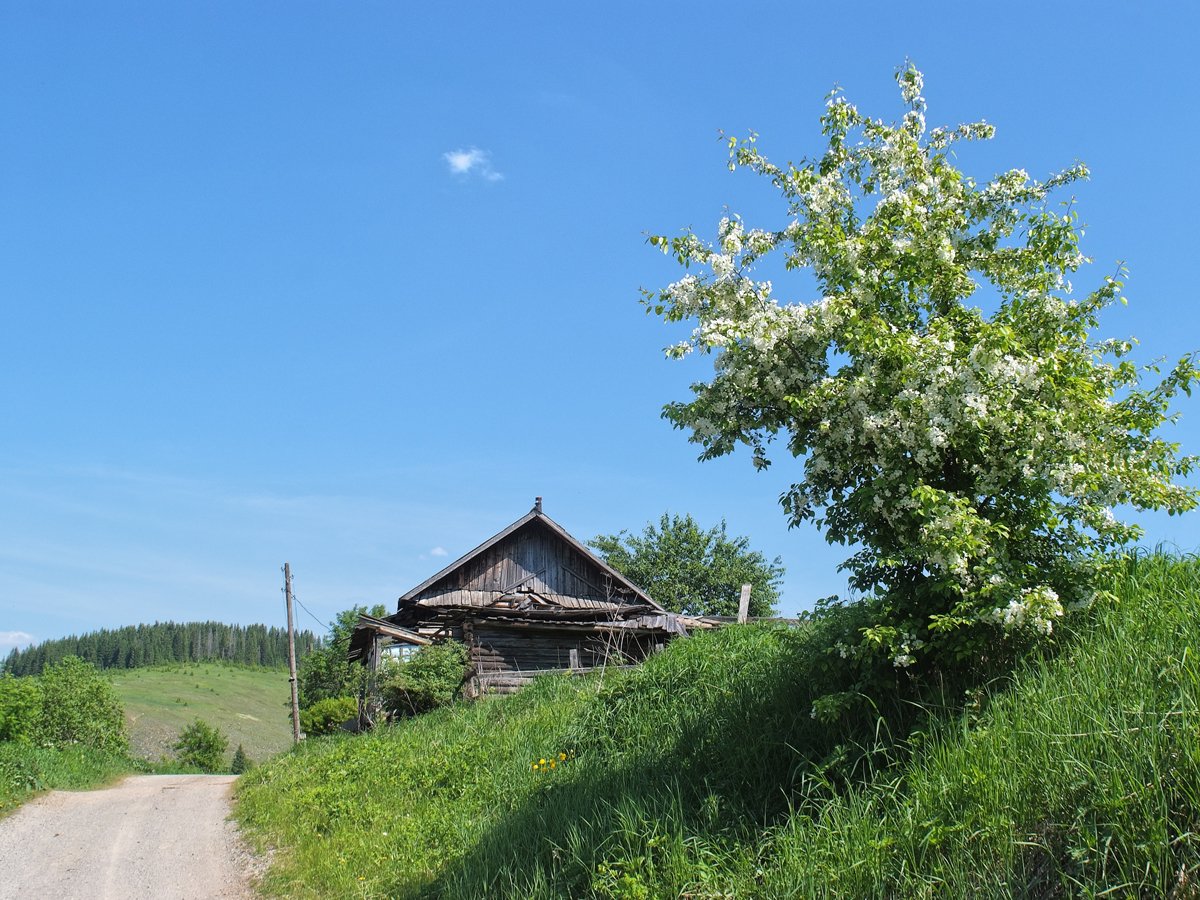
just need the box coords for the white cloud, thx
[429,546,448,557]
[443,147,503,181]
[0,631,35,652]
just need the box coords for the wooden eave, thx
[360,616,432,645]
[348,615,433,661]
[397,506,663,612]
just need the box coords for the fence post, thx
[737,584,752,624]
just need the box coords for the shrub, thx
[298,604,388,709]
[230,744,253,775]
[174,718,229,772]
[0,742,43,804]
[380,640,469,717]
[0,674,42,743]
[35,656,128,752]
[300,696,358,736]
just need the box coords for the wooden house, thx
[350,498,701,699]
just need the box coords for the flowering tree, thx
[648,65,1198,671]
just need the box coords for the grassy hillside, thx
[235,554,1200,898]
[112,663,294,767]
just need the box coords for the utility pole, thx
[284,562,301,743]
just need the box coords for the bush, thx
[174,718,229,772]
[0,741,43,804]
[35,657,128,752]
[0,674,41,743]
[298,604,388,709]
[300,696,358,737]
[230,744,253,775]
[380,640,469,717]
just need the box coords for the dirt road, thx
[0,774,261,900]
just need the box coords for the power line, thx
[293,594,328,632]
[279,566,329,632]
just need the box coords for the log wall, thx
[466,621,659,686]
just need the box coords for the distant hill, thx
[112,663,295,766]
[2,620,320,676]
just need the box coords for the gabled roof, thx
[398,499,663,612]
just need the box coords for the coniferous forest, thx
[2,621,320,676]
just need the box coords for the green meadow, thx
[112,663,294,768]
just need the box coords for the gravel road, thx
[0,774,262,900]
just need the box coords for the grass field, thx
[111,663,294,768]
[236,554,1200,898]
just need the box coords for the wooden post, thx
[363,633,379,729]
[737,583,752,624]
[462,619,479,699]
[568,647,580,670]
[284,563,302,744]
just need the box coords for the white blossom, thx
[648,64,1199,668]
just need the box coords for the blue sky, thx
[2,1,1198,650]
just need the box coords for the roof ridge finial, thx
[534,496,543,513]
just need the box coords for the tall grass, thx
[236,674,590,897]
[747,552,1200,897]
[235,553,1200,898]
[0,743,135,815]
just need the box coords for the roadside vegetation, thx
[0,656,134,814]
[1,656,288,813]
[0,743,134,816]
[2,623,305,789]
[235,553,1200,898]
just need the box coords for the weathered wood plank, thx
[737,584,752,624]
